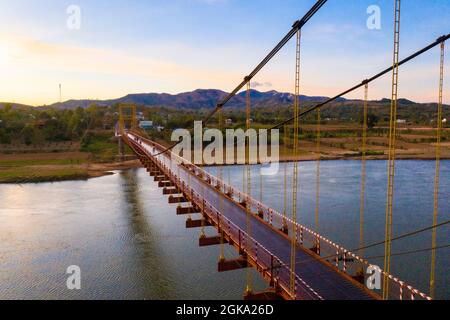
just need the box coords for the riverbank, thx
[1,148,449,184]
[0,152,141,184]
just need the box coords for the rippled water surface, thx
[0,160,448,299]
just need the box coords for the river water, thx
[0,160,448,300]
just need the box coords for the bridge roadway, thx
[126,132,377,300]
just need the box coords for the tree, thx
[21,124,37,145]
[367,113,379,129]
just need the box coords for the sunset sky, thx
[1,0,449,106]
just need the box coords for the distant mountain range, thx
[1,89,348,110]
[0,89,437,111]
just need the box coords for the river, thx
[0,160,448,299]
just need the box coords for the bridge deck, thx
[126,132,378,300]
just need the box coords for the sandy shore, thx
[87,160,142,178]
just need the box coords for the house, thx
[139,121,154,129]
[225,119,233,125]
[396,119,407,124]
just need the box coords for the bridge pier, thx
[218,256,248,272]
[159,181,175,188]
[243,289,284,301]
[177,206,199,215]
[186,218,212,229]
[163,187,180,195]
[199,235,228,247]
[168,195,188,203]
[145,162,157,171]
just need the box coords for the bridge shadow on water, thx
[119,168,269,299]
[119,169,176,299]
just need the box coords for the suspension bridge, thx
[116,0,448,300]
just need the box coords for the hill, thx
[1,89,347,110]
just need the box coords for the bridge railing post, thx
[299,227,303,246]
[343,251,347,272]
[335,250,339,268]
[270,255,274,286]
[399,282,404,300]
[238,230,242,253]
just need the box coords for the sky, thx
[0,0,449,106]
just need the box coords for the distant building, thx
[396,119,407,124]
[139,121,154,129]
[137,112,145,121]
[225,119,233,125]
[156,126,165,132]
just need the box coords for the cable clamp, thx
[436,35,447,43]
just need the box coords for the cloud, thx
[0,33,242,104]
[251,81,273,89]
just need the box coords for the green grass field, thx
[0,166,88,183]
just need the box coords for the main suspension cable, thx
[182,33,450,159]
[269,34,450,131]
[153,0,328,157]
[203,0,328,125]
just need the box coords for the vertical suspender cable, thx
[242,153,246,204]
[200,146,206,239]
[383,0,401,300]
[219,109,226,262]
[359,83,369,259]
[245,81,253,295]
[314,108,321,253]
[290,30,302,297]
[282,125,289,233]
[430,40,445,299]
[260,165,263,203]
[188,163,192,221]
[177,158,181,208]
